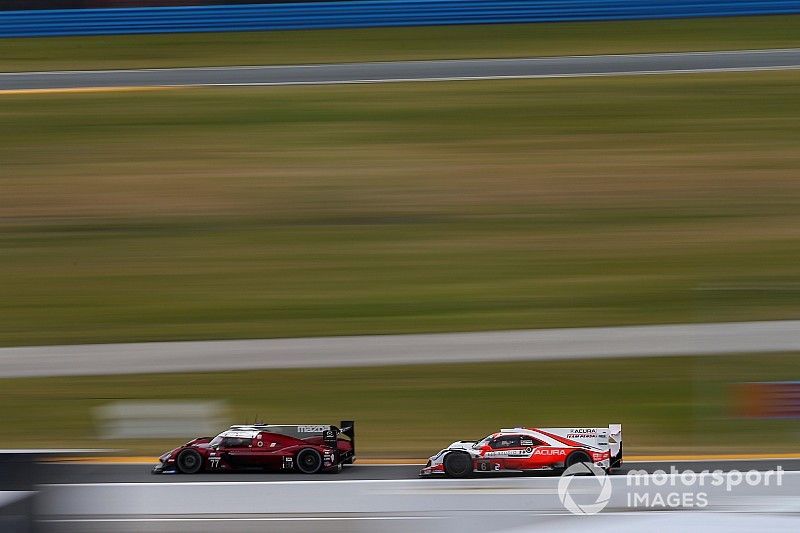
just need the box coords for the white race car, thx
[420,424,622,477]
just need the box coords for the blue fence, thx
[2,0,799,37]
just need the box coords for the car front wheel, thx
[443,452,473,478]
[176,449,203,474]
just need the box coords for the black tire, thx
[176,449,203,474]
[565,451,593,474]
[443,452,473,478]
[296,448,323,474]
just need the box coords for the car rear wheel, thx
[176,449,203,474]
[296,449,323,474]
[565,451,593,474]
[443,452,472,478]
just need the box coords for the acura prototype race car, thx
[153,421,355,474]
[420,424,622,477]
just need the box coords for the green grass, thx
[1,15,799,72]
[2,353,798,456]
[2,72,800,346]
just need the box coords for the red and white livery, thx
[420,424,622,477]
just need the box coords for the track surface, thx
[2,48,800,91]
[41,459,800,484]
[38,460,800,532]
[2,319,799,377]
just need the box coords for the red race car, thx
[153,421,355,474]
[420,424,622,477]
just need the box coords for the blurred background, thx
[1,0,799,462]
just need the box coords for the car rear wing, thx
[608,423,623,467]
[537,424,623,466]
[339,420,355,460]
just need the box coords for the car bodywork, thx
[420,424,622,477]
[153,421,355,474]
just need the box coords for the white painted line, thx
[201,64,800,87]
[42,516,439,522]
[0,491,35,507]
[43,470,800,488]
[3,48,798,76]
[5,64,795,95]
[43,478,434,487]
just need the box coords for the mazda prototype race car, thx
[153,421,355,474]
[420,424,622,477]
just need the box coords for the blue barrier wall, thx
[2,0,800,37]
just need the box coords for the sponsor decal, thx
[486,449,531,457]
[224,430,259,438]
[535,448,567,456]
[298,425,330,433]
[566,428,598,438]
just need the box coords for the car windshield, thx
[473,435,493,449]
[209,435,223,447]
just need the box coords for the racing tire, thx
[295,448,323,474]
[176,449,203,474]
[443,452,473,478]
[564,451,593,475]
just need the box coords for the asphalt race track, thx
[36,459,800,532]
[40,459,800,484]
[2,48,800,91]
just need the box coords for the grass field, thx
[1,353,798,456]
[1,15,799,72]
[2,72,800,346]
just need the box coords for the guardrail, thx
[2,0,800,38]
